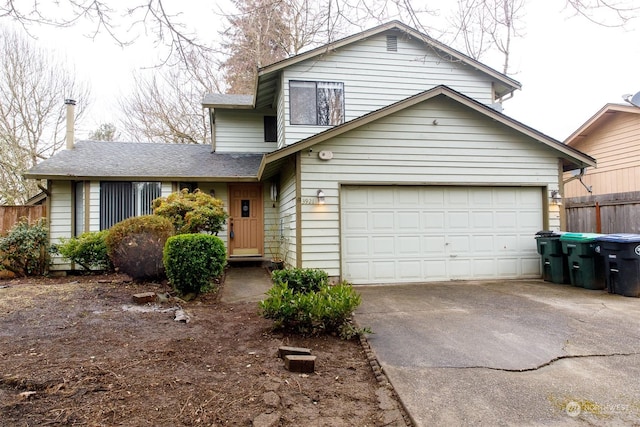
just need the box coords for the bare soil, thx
[0,273,406,426]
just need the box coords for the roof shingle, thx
[25,141,262,181]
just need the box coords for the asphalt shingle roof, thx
[25,141,263,181]
[202,94,254,107]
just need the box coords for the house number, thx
[301,198,315,205]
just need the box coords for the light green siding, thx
[49,180,73,270]
[297,96,560,277]
[215,109,277,153]
[282,32,497,146]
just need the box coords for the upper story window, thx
[289,81,344,126]
[264,116,277,142]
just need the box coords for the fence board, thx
[0,206,47,234]
[565,191,640,233]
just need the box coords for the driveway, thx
[354,280,640,426]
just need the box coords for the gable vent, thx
[386,35,398,52]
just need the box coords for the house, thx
[25,21,595,284]
[563,103,640,232]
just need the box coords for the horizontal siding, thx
[283,32,495,145]
[278,159,297,267]
[298,96,559,277]
[564,113,640,197]
[89,182,100,232]
[49,181,73,270]
[215,109,277,153]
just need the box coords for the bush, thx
[0,218,49,277]
[152,189,228,235]
[163,234,226,295]
[105,215,174,281]
[271,268,328,293]
[260,268,364,338]
[56,230,112,271]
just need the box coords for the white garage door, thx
[341,186,542,284]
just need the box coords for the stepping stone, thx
[284,355,316,373]
[278,346,311,358]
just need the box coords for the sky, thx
[14,0,640,142]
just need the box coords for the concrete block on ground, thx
[132,292,157,304]
[284,355,316,373]
[278,346,311,359]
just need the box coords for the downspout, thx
[64,99,76,150]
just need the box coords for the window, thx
[289,81,344,126]
[264,116,277,142]
[100,181,161,230]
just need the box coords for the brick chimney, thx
[64,99,76,149]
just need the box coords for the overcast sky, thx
[21,0,640,142]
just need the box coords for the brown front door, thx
[228,184,263,256]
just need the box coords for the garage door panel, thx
[341,186,543,284]
[398,260,422,279]
[423,236,446,254]
[423,212,445,228]
[344,211,368,230]
[373,261,396,280]
[398,236,421,255]
[448,211,470,229]
[472,211,494,228]
[343,236,368,256]
[424,260,447,279]
[372,212,394,230]
[372,236,395,256]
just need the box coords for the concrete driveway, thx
[355,280,640,426]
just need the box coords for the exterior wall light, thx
[317,189,326,204]
[550,190,562,205]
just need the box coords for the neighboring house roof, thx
[24,141,263,182]
[203,20,522,110]
[259,85,596,178]
[564,103,640,146]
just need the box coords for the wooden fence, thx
[0,205,47,234]
[565,191,640,233]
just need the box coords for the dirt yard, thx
[0,273,408,426]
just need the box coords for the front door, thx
[228,184,263,256]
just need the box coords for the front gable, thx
[205,21,522,152]
[261,86,596,175]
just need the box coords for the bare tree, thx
[449,0,524,74]
[0,27,90,204]
[119,49,223,144]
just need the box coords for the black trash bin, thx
[596,234,640,297]
[560,233,605,290]
[535,231,569,284]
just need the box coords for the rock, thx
[283,355,316,373]
[252,411,280,427]
[262,391,280,407]
[174,309,190,323]
[277,346,311,358]
[132,292,156,304]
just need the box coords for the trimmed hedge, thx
[260,268,364,338]
[163,233,226,295]
[56,230,112,271]
[105,215,174,281]
[271,268,328,293]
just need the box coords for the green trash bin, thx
[535,231,569,284]
[595,234,640,297]
[560,233,605,290]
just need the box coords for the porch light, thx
[317,189,326,204]
[550,190,562,205]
